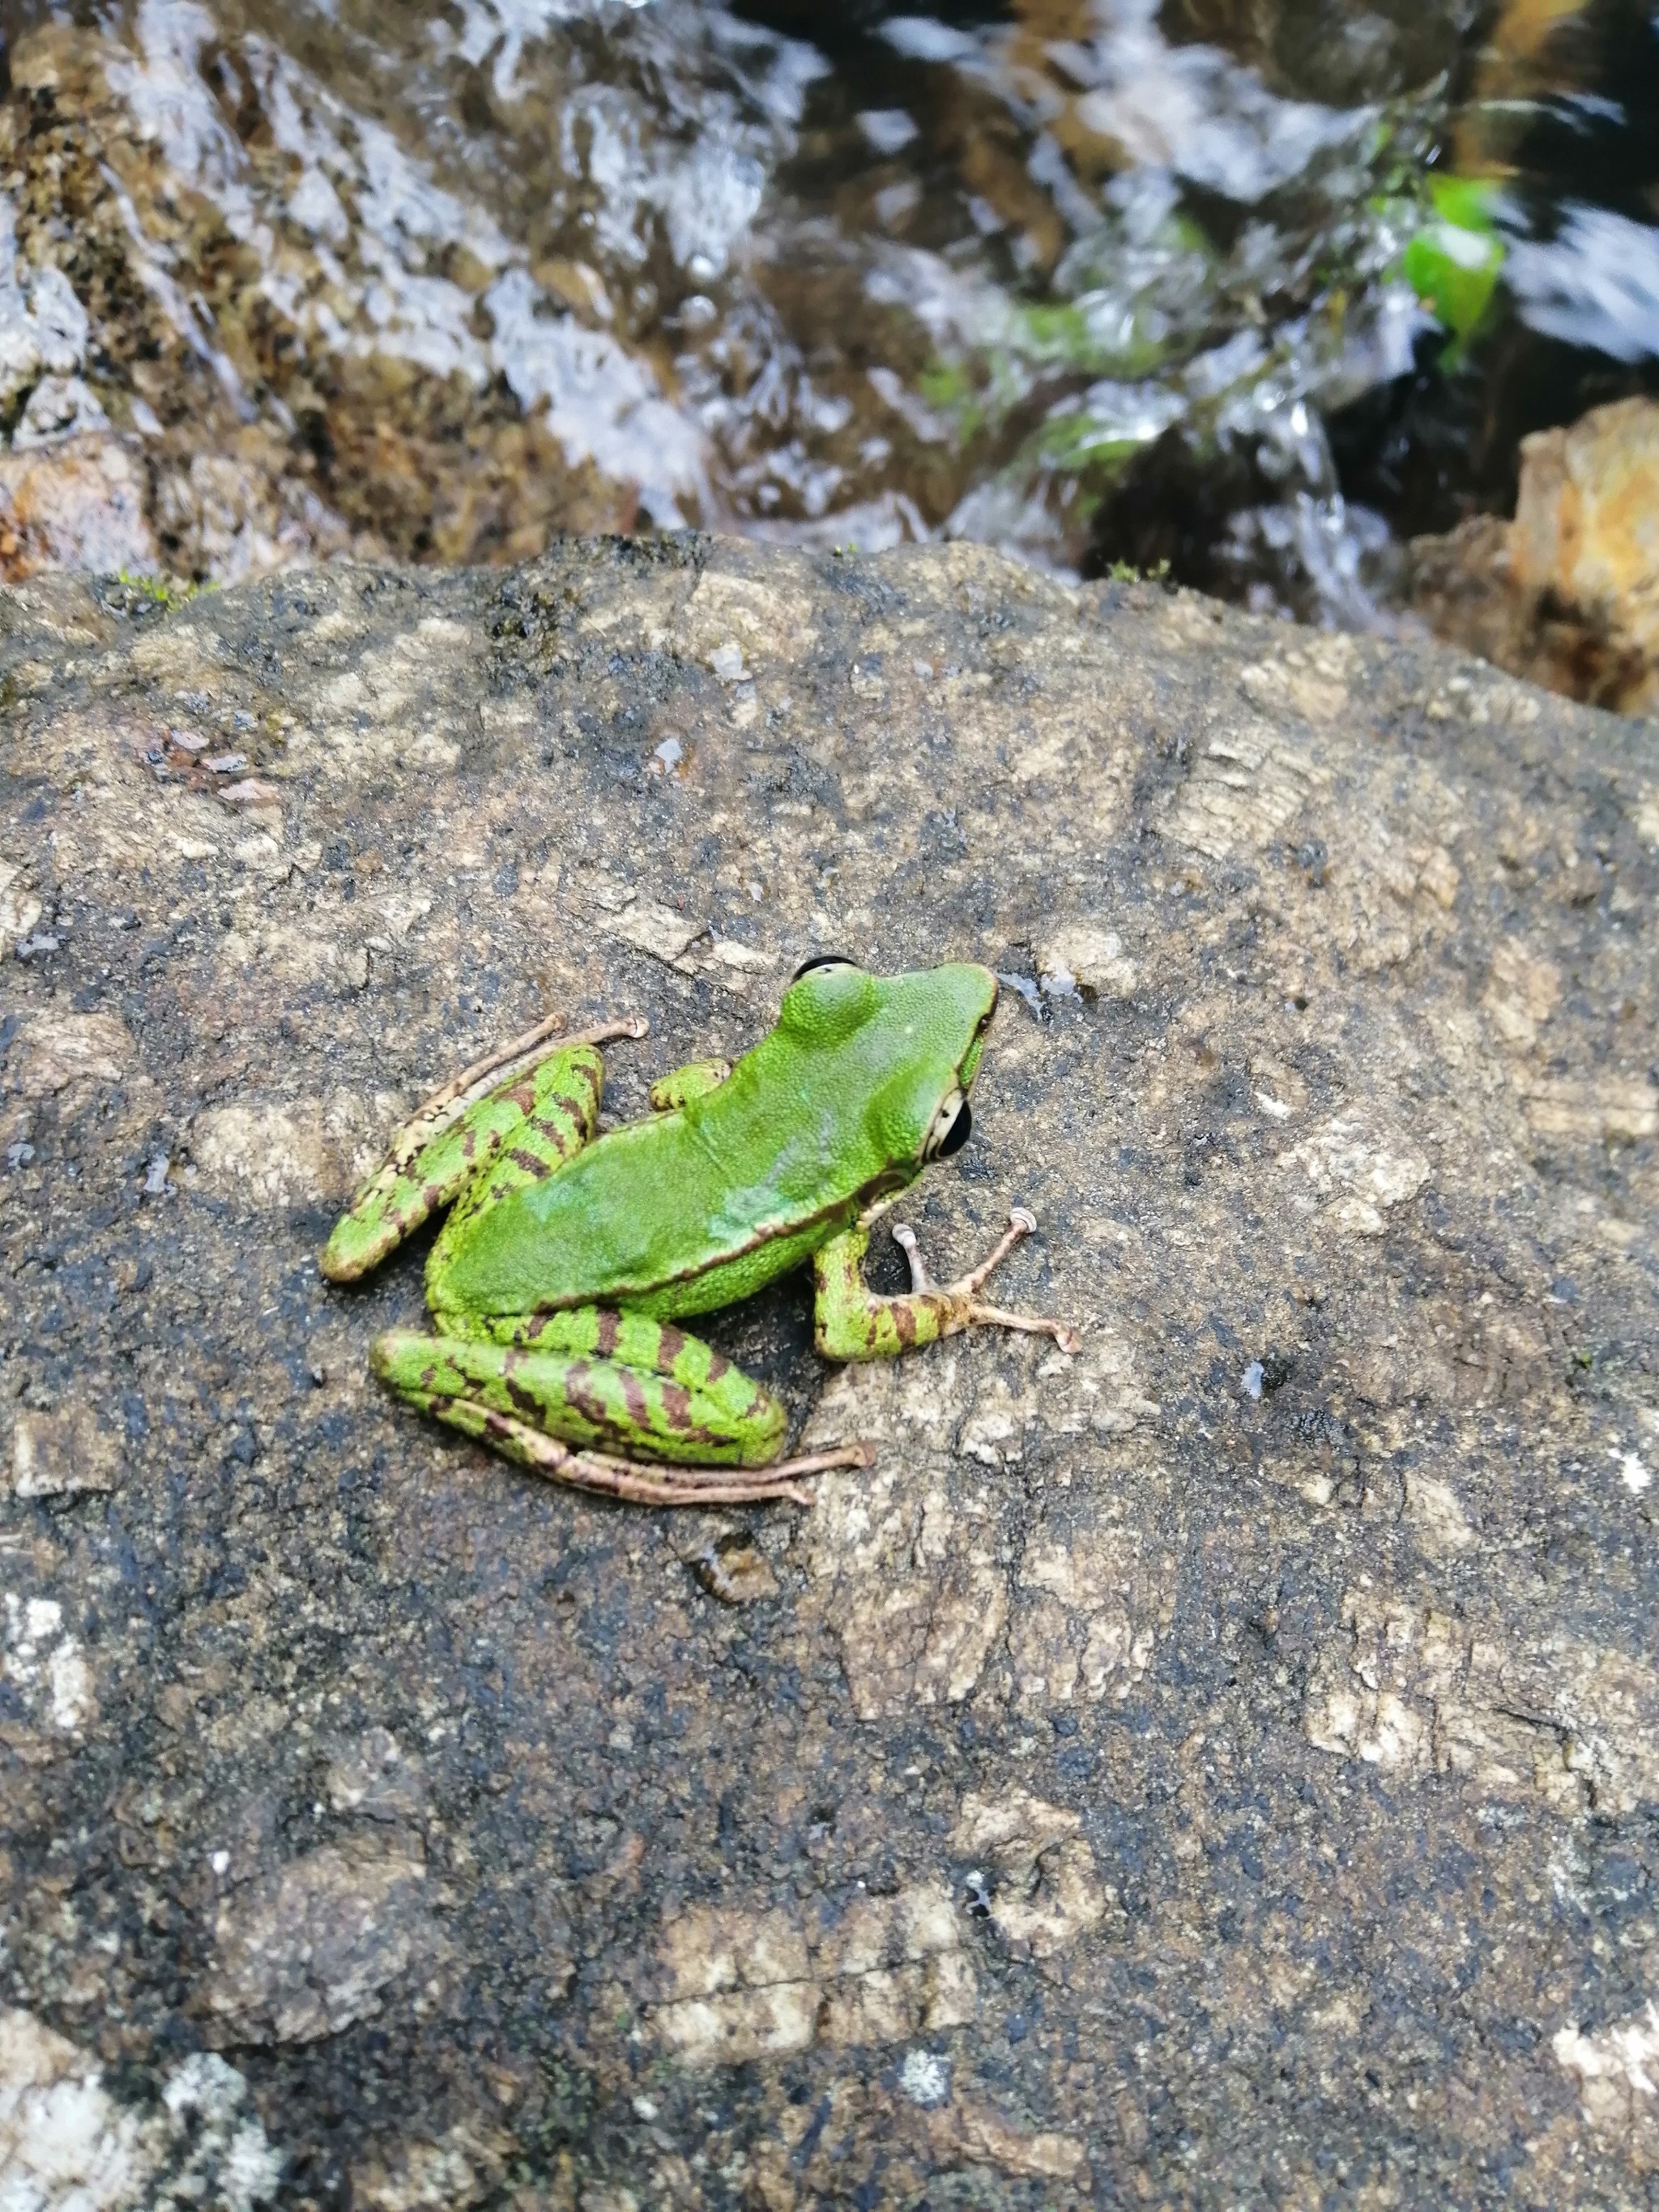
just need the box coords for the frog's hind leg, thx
[814,1206,1081,1360]
[398,1395,857,1508]
[320,1014,644,1283]
[371,1321,872,1506]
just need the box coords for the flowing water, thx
[4,0,1657,618]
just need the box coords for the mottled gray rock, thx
[2,537,1658,2207]
[0,190,88,416]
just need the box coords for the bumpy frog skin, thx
[320,959,1078,1506]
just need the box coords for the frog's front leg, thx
[649,1058,731,1111]
[813,1208,1081,1360]
[320,1016,643,1283]
[372,1313,872,1507]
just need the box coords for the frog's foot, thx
[406,1394,872,1509]
[892,1208,1082,1354]
[815,1209,1081,1360]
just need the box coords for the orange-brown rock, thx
[1511,397,1659,697]
[0,434,157,583]
[1411,396,1659,715]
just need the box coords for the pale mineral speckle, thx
[2,1592,95,1736]
[44,1638,93,1733]
[0,2008,282,2210]
[1402,1471,1478,1557]
[1277,1112,1432,1236]
[1554,2001,1659,2146]
[1035,922,1137,1000]
[899,2048,952,2107]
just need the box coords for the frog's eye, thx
[791,953,859,983]
[922,1090,972,1161]
[782,956,875,1041]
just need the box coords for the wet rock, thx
[0,859,41,958]
[2,536,1658,2203]
[0,21,652,588]
[0,196,87,412]
[323,1729,430,1825]
[949,1789,1112,1959]
[1508,398,1659,704]
[654,1879,975,2068]
[8,1408,122,1501]
[926,2095,1091,2186]
[202,1838,432,2048]
[11,375,109,450]
[688,1530,783,1606]
[0,1594,96,1746]
[1411,396,1659,715]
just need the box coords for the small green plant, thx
[1031,410,1149,472]
[1401,176,1505,357]
[1104,558,1171,584]
[915,361,987,446]
[1008,298,1167,380]
[114,570,209,611]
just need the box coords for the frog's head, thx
[780,954,999,1172]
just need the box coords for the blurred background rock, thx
[1,0,1657,702]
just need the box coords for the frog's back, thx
[432,1044,883,1320]
[429,959,997,1322]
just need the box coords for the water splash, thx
[4,0,1652,617]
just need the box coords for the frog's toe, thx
[371,1328,444,1394]
[950,1211,1081,1352]
[890,1222,937,1295]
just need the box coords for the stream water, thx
[6,0,1658,619]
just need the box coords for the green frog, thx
[321,957,1077,1506]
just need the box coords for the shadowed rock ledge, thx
[2,537,1657,2208]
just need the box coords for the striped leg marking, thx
[371,1323,874,1506]
[320,1015,644,1283]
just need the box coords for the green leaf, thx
[1401,175,1505,349]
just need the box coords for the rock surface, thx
[2,536,1658,2206]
